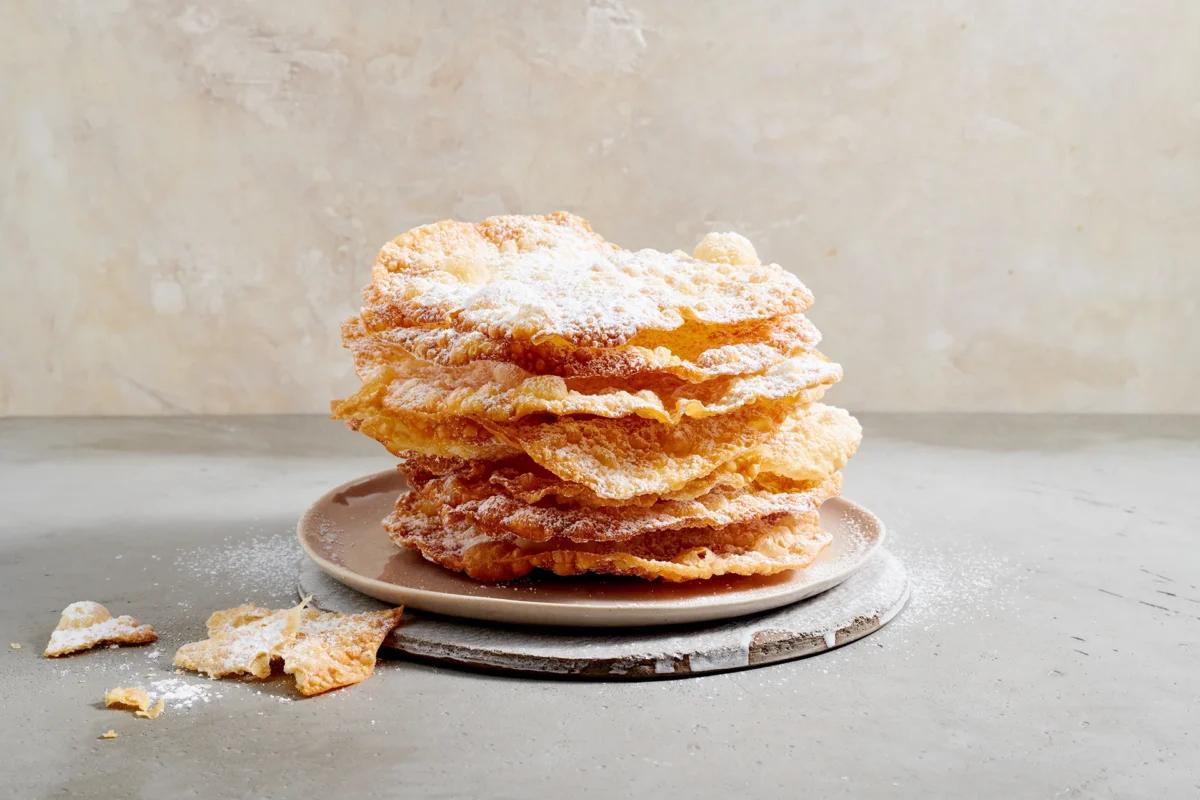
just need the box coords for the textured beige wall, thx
[2,1,1198,415]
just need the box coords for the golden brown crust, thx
[386,510,831,583]
[396,403,860,510]
[339,344,838,425]
[398,455,841,543]
[280,607,404,696]
[173,601,403,696]
[44,602,157,658]
[345,313,822,382]
[334,213,860,584]
[334,375,837,500]
[359,212,813,349]
[331,378,519,461]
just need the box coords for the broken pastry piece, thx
[43,601,157,657]
[174,603,304,680]
[173,600,403,696]
[280,605,407,696]
[104,687,165,719]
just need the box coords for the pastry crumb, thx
[99,730,119,740]
[9,642,20,650]
[105,687,166,719]
[105,687,151,712]
[136,698,166,720]
[44,601,157,657]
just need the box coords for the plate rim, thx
[297,469,887,626]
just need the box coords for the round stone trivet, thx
[297,550,909,679]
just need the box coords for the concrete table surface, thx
[1,414,1196,799]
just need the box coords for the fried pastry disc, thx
[399,404,861,509]
[400,456,841,543]
[344,312,822,382]
[385,508,831,582]
[506,402,861,501]
[340,348,839,425]
[359,211,813,352]
[742,403,863,484]
[482,401,790,499]
[331,378,519,461]
[456,477,836,544]
[334,381,799,497]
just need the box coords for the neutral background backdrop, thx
[2,0,1197,415]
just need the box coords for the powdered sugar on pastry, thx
[280,607,405,696]
[345,311,823,382]
[362,211,813,347]
[173,603,304,679]
[336,212,858,584]
[43,601,157,658]
[361,350,839,424]
[174,600,403,696]
[388,511,831,583]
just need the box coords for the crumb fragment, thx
[44,602,157,657]
[105,687,151,712]
[137,698,166,720]
[9,642,20,650]
[174,599,403,696]
[105,687,167,719]
[99,730,118,740]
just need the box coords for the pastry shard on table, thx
[333,213,861,582]
[173,599,403,696]
[105,687,165,719]
[43,601,157,657]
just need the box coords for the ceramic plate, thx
[297,470,886,627]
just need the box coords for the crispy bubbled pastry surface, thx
[333,213,860,582]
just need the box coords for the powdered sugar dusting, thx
[175,532,301,599]
[45,617,151,656]
[148,677,222,709]
[372,212,813,345]
[42,601,157,657]
[890,536,1014,631]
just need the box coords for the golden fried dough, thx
[345,312,822,382]
[279,607,404,696]
[481,401,790,500]
[174,603,303,680]
[397,403,860,509]
[173,601,403,696]
[743,403,863,483]
[331,377,519,461]
[359,211,813,351]
[44,601,157,658]
[335,377,820,499]
[386,509,830,582]
[343,348,837,425]
[104,687,165,719]
[399,457,841,543]
[334,213,860,583]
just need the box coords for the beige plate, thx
[298,470,886,627]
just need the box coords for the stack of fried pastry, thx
[332,212,861,582]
